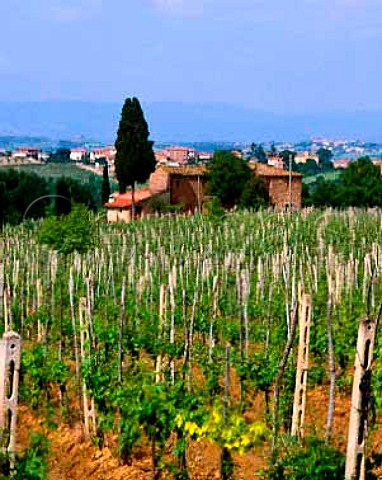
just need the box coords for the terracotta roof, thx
[333,158,351,164]
[159,165,207,176]
[15,147,41,152]
[165,146,195,152]
[249,161,302,178]
[71,148,87,153]
[105,188,154,208]
[158,163,301,178]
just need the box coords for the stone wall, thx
[170,176,206,210]
[268,177,302,208]
[149,169,170,194]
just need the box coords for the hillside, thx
[1,209,382,479]
[2,101,382,143]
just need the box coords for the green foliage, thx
[317,147,334,171]
[0,169,50,225]
[206,151,251,208]
[307,157,382,207]
[147,192,184,214]
[340,156,382,207]
[13,432,50,480]
[265,436,345,480]
[0,432,50,480]
[38,204,95,255]
[4,207,382,476]
[114,97,156,193]
[204,197,226,220]
[0,181,6,226]
[47,147,71,164]
[292,159,321,176]
[20,344,69,409]
[101,164,111,204]
[239,175,269,209]
[308,176,341,207]
[0,166,102,227]
[250,143,267,163]
[207,151,269,209]
[55,177,71,216]
[235,352,277,394]
[301,183,311,207]
[55,176,99,213]
[279,150,296,165]
[177,401,267,454]
[115,379,181,473]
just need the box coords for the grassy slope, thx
[0,163,101,182]
[303,170,342,184]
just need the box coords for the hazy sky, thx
[1,0,382,113]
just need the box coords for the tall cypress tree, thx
[0,181,6,227]
[101,164,111,204]
[55,177,72,216]
[114,97,156,217]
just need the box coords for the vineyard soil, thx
[3,210,382,479]
[15,384,382,479]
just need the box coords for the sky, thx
[1,0,382,113]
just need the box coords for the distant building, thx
[372,159,382,174]
[231,149,243,158]
[198,151,213,162]
[105,188,161,222]
[12,147,41,160]
[106,162,303,222]
[70,147,87,162]
[161,146,197,164]
[332,158,351,169]
[294,151,319,164]
[267,155,285,169]
[90,146,116,163]
[154,151,168,164]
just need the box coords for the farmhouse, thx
[105,188,159,222]
[150,165,206,210]
[70,148,87,162]
[249,162,302,208]
[105,165,206,222]
[105,163,302,222]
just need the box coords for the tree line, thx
[0,169,102,227]
[303,156,382,208]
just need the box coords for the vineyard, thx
[2,208,382,479]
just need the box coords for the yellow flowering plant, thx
[176,403,267,455]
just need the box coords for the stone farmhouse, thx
[105,163,302,222]
[105,165,206,222]
[249,162,302,209]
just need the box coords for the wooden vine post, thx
[345,316,378,480]
[79,297,97,440]
[0,331,21,470]
[291,293,312,438]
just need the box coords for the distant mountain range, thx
[0,101,382,144]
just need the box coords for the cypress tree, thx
[114,97,156,217]
[101,164,111,204]
[55,177,72,216]
[0,181,6,227]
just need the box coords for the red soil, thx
[15,382,382,479]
